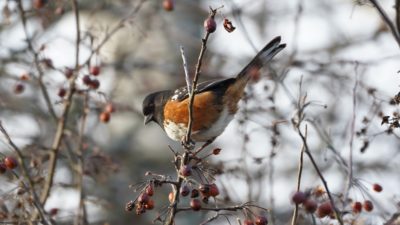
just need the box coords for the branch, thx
[369,0,400,48]
[16,0,57,121]
[0,122,51,225]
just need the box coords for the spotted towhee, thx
[142,36,285,143]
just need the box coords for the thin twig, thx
[180,46,191,93]
[297,125,344,225]
[291,131,306,225]
[184,8,217,145]
[0,122,50,225]
[16,0,57,121]
[369,0,400,48]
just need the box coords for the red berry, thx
[372,183,382,192]
[89,79,100,89]
[99,112,111,123]
[49,208,58,216]
[180,185,190,197]
[291,191,307,204]
[363,200,374,212]
[90,66,101,76]
[58,88,66,98]
[212,148,221,155]
[179,165,192,177]
[191,189,199,198]
[243,219,254,225]
[190,199,201,211]
[209,183,219,197]
[144,199,154,210]
[82,75,91,85]
[0,163,6,174]
[255,216,268,225]
[163,0,174,11]
[137,193,149,204]
[64,68,73,79]
[352,201,362,214]
[199,184,210,196]
[14,83,25,94]
[145,184,154,196]
[33,0,47,9]
[303,199,318,213]
[317,201,333,218]
[204,16,217,33]
[4,157,18,169]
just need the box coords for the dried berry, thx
[4,156,18,169]
[317,201,333,218]
[303,199,318,213]
[179,165,192,177]
[99,112,111,123]
[137,193,149,204]
[223,18,236,33]
[190,199,201,211]
[209,183,219,197]
[255,216,268,225]
[145,184,154,196]
[243,219,254,225]
[352,201,362,214]
[191,189,199,198]
[180,185,190,197]
[363,200,373,212]
[144,199,154,210]
[89,79,100,89]
[372,183,382,192]
[291,191,306,204]
[90,66,100,76]
[14,83,25,94]
[204,16,217,33]
[58,88,66,98]
[212,148,221,155]
[163,0,174,11]
[125,200,134,211]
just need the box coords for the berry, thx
[352,201,362,214]
[180,185,190,197]
[82,75,92,85]
[179,165,192,177]
[363,200,374,212]
[317,201,333,218]
[99,112,111,123]
[20,73,29,81]
[201,196,209,204]
[14,83,25,94]
[255,216,268,225]
[33,0,47,9]
[145,184,154,196]
[64,68,73,79]
[144,199,154,210]
[0,163,6,174]
[291,191,307,204]
[90,66,100,76]
[49,208,58,216]
[58,88,66,98]
[89,79,100,89]
[190,199,201,211]
[199,184,210,196]
[303,199,318,213]
[204,16,217,33]
[163,0,174,11]
[209,183,219,197]
[223,18,236,33]
[212,148,221,155]
[191,189,199,198]
[4,156,18,169]
[243,219,254,225]
[137,193,149,204]
[372,183,382,192]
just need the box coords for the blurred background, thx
[0,0,400,224]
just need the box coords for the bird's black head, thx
[142,91,171,126]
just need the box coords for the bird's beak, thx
[144,115,153,125]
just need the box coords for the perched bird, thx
[142,36,285,143]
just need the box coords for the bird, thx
[142,36,285,144]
